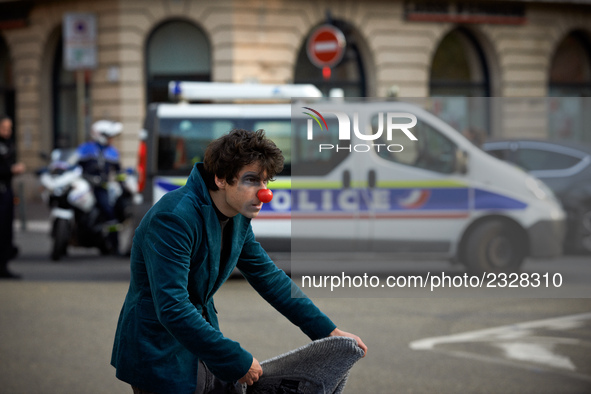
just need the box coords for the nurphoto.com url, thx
[300,272,564,293]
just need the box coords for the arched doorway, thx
[146,20,211,104]
[548,31,591,142]
[429,28,490,142]
[294,20,366,97]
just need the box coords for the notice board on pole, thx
[63,13,97,70]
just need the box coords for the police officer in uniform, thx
[76,120,123,254]
[0,116,25,279]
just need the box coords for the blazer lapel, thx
[202,205,221,299]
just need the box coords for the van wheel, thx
[463,220,525,275]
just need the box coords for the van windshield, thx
[157,118,292,175]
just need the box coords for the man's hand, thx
[329,328,368,357]
[11,162,25,175]
[238,357,263,385]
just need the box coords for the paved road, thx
[1,226,590,393]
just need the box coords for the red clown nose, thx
[257,189,273,203]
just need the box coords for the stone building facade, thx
[1,0,590,199]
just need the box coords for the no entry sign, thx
[306,25,346,69]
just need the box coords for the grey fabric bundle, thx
[246,336,364,394]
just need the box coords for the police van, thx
[136,82,565,274]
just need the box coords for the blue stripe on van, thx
[155,180,182,193]
[474,189,528,210]
[260,188,527,213]
[153,179,528,213]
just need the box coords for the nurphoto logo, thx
[302,106,418,153]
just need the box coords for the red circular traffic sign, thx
[306,25,346,68]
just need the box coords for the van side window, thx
[373,115,457,174]
[291,118,349,176]
[158,118,235,173]
[253,120,292,175]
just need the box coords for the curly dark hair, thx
[203,129,284,191]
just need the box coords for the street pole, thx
[77,69,85,145]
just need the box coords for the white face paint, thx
[216,162,270,219]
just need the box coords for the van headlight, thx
[525,176,557,202]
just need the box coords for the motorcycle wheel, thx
[51,219,70,261]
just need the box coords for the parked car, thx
[482,139,591,254]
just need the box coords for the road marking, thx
[410,312,591,382]
[496,342,575,370]
[15,221,51,232]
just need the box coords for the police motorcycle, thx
[38,126,139,261]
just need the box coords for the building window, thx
[52,37,90,149]
[146,20,211,104]
[0,36,14,122]
[430,28,489,97]
[549,31,591,97]
[429,28,490,140]
[294,21,366,97]
[548,31,591,143]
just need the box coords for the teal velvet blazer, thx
[111,163,336,394]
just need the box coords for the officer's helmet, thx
[91,120,123,145]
